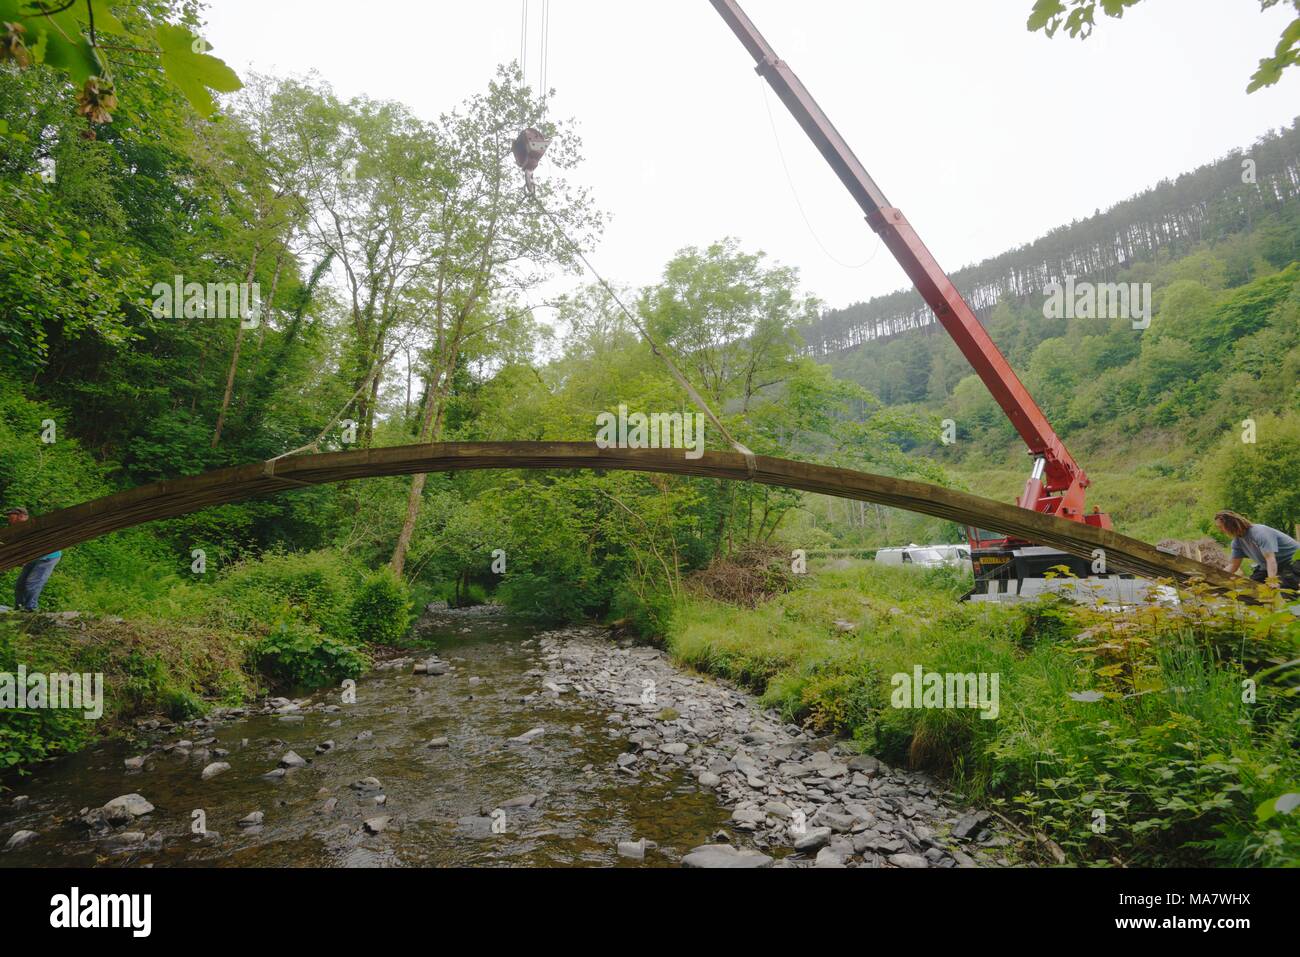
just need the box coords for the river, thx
[0,606,1003,868]
[0,607,737,867]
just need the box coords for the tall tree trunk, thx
[387,211,497,576]
[211,246,261,448]
[256,253,284,351]
[389,355,454,576]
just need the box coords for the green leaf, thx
[14,10,98,84]
[155,23,242,119]
[1255,792,1300,822]
[1027,0,1067,31]
[86,0,128,37]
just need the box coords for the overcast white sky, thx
[204,0,1300,313]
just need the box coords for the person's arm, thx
[1264,551,1279,581]
[1227,557,1243,575]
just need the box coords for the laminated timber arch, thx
[0,441,1236,589]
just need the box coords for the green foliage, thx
[1025,0,1299,93]
[665,561,1300,866]
[0,1,241,122]
[348,568,413,644]
[253,619,368,690]
[0,612,255,771]
[208,549,363,641]
[0,619,91,769]
[1205,410,1300,532]
[609,583,675,638]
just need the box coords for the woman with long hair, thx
[1214,510,1300,591]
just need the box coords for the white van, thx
[875,544,971,571]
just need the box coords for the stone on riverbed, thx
[350,777,383,793]
[617,838,647,860]
[730,807,765,828]
[952,810,991,840]
[238,811,264,827]
[815,846,848,868]
[201,761,231,781]
[426,736,449,749]
[508,727,545,745]
[848,755,883,775]
[100,831,147,852]
[681,844,773,869]
[4,830,38,851]
[123,755,145,771]
[104,793,154,820]
[364,816,391,835]
[792,826,832,852]
[279,750,307,769]
[888,852,929,868]
[80,793,154,831]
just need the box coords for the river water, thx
[0,608,734,867]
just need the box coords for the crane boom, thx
[709,0,1109,529]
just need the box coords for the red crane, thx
[710,0,1115,593]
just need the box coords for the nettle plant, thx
[0,1,240,138]
[1004,587,1300,865]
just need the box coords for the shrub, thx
[0,620,91,769]
[608,583,675,638]
[498,569,595,624]
[348,568,414,644]
[253,619,369,690]
[686,543,795,607]
[1204,409,1300,533]
[208,549,362,640]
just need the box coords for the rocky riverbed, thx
[535,627,1013,868]
[0,607,1014,868]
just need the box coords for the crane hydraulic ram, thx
[710,0,1117,598]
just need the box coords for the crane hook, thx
[512,127,550,195]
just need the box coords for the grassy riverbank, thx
[0,549,414,774]
[0,612,254,768]
[660,561,1300,867]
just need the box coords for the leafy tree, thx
[388,64,599,575]
[641,238,814,412]
[1026,0,1300,92]
[0,0,241,130]
[1205,411,1300,534]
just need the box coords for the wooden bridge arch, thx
[0,441,1235,588]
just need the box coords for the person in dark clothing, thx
[1215,510,1300,592]
[5,506,62,611]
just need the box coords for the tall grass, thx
[664,561,1299,866]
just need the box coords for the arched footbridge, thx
[0,442,1239,590]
